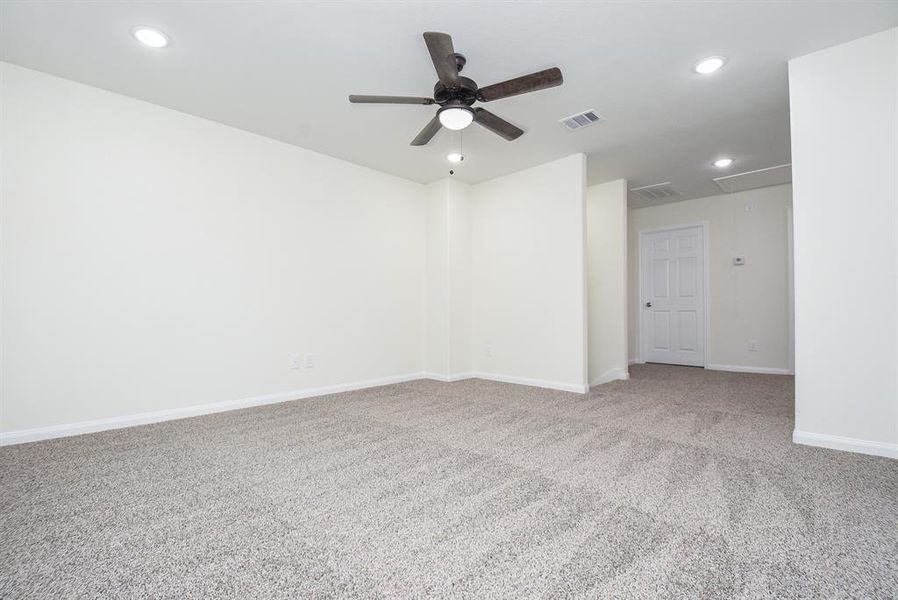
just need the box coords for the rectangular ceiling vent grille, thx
[559,109,604,131]
[714,163,792,193]
[629,182,682,202]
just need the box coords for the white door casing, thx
[639,225,707,367]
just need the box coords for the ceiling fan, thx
[349,32,563,146]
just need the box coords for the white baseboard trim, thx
[590,367,630,387]
[706,364,793,375]
[629,358,644,365]
[422,371,477,383]
[469,372,588,394]
[793,430,897,459]
[0,371,428,447]
[424,371,587,393]
[0,370,592,446]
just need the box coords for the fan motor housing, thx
[433,76,478,106]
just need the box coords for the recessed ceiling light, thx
[438,105,474,131]
[694,56,726,75]
[447,152,464,163]
[132,26,170,48]
[713,158,734,168]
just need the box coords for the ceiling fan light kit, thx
[438,103,474,130]
[349,31,563,147]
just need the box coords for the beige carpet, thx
[1,364,896,598]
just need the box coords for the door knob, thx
[645,301,652,308]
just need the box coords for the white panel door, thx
[640,226,705,366]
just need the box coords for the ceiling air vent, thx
[714,164,792,193]
[559,109,604,131]
[629,182,682,202]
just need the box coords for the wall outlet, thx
[748,339,759,352]
[302,353,315,368]
[289,353,302,369]
[484,345,493,358]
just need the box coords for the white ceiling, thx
[2,1,897,204]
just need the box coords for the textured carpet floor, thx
[1,364,896,598]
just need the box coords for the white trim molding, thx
[793,430,898,459]
[707,364,793,375]
[470,372,589,394]
[422,372,477,383]
[590,367,630,387]
[0,372,428,447]
[0,371,589,446]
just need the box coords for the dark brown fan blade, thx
[423,32,460,89]
[410,115,442,146]
[473,108,523,141]
[349,95,435,105]
[477,67,563,102]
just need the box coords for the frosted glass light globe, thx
[438,107,474,130]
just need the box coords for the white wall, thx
[471,154,588,392]
[425,178,472,378]
[425,180,450,375]
[0,63,427,435]
[789,28,898,458]
[1,64,592,442]
[587,179,629,386]
[446,180,473,376]
[628,184,793,373]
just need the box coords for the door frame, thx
[636,222,710,368]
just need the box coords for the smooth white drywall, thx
[425,180,450,376]
[789,28,898,456]
[628,184,793,372]
[447,180,473,376]
[425,178,472,378]
[587,180,629,386]
[471,154,588,392]
[2,63,593,439]
[0,63,427,433]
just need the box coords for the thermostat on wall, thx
[733,256,746,266]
